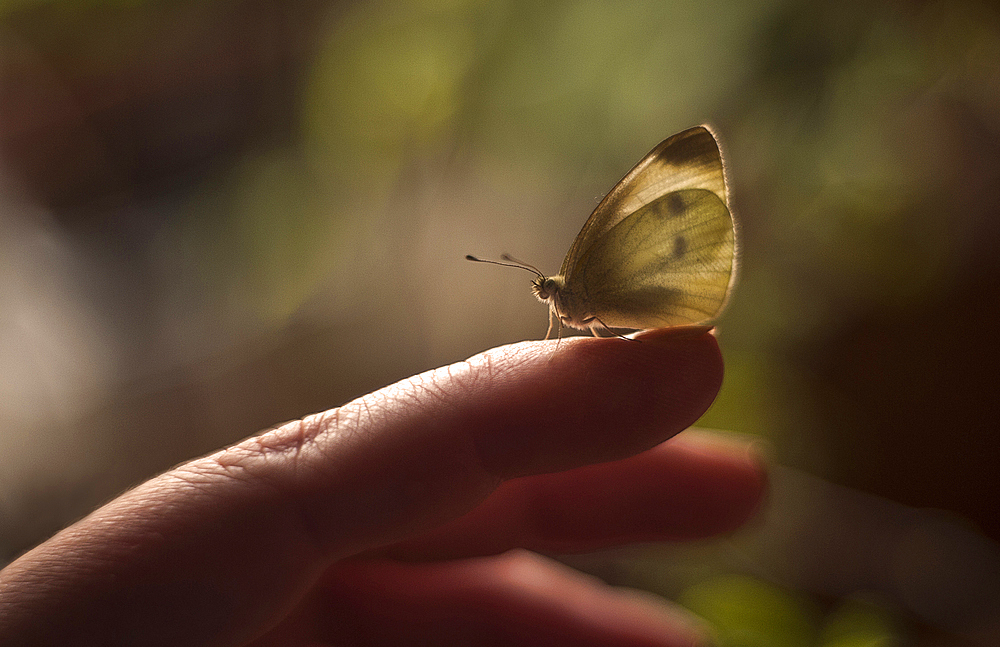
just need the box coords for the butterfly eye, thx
[532,277,560,300]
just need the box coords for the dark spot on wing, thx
[666,192,684,215]
[673,235,687,259]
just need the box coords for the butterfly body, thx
[530,274,595,331]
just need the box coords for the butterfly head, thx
[532,275,595,332]
[530,276,562,303]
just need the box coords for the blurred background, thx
[2,0,999,644]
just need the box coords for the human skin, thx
[0,327,767,647]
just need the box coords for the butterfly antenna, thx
[499,253,546,277]
[465,254,543,278]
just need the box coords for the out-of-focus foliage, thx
[820,598,900,647]
[2,0,1000,643]
[680,576,900,647]
[681,575,822,647]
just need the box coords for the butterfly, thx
[468,125,737,339]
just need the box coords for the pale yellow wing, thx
[560,126,727,276]
[560,188,735,329]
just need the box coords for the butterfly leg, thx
[593,316,635,341]
[544,309,557,340]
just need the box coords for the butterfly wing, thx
[560,188,735,329]
[560,126,728,277]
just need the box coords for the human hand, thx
[0,327,766,647]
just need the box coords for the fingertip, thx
[633,324,716,341]
[465,329,724,478]
[666,430,771,534]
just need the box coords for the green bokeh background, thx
[2,0,999,644]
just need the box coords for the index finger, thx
[264,326,724,556]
